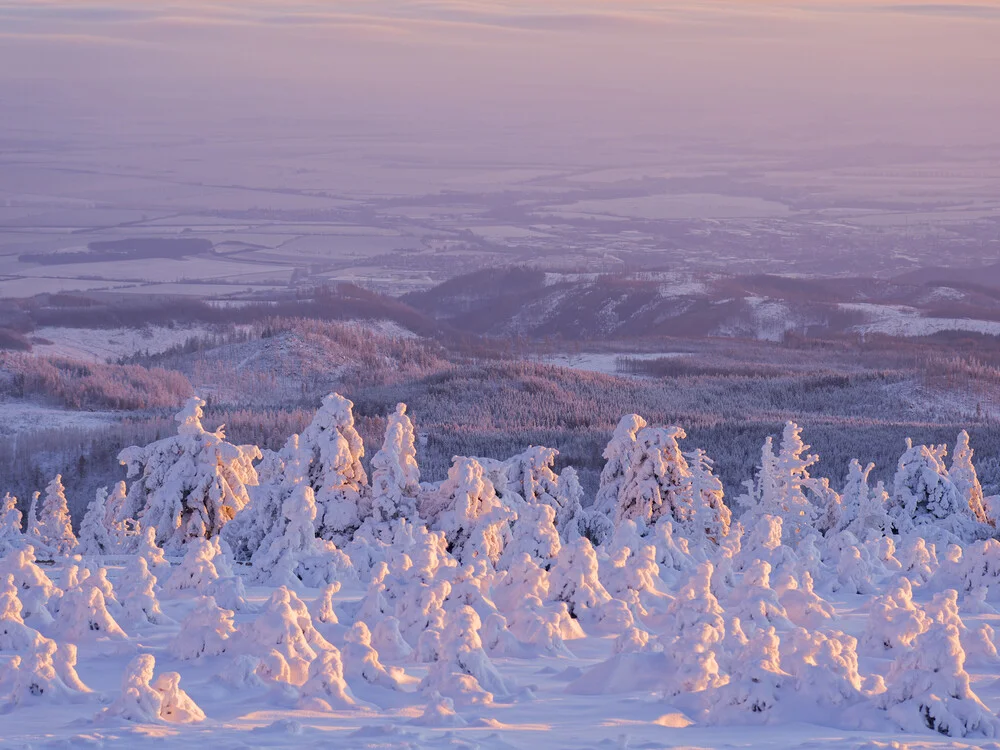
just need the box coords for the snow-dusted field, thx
[841,303,1000,338]
[31,326,219,363]
[5,398,1000,749]
[6,561,1000,750]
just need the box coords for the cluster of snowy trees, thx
[2,393,1000,738]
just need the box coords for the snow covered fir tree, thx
[3,394,1000,746]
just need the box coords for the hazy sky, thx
[2,1,999,154]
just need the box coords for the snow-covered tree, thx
[553,467,586,540]
[421,456,514,567]
[549,537,612,619]
[104,481,137,551]
[170,596,235,660]
[739,423,828,544]
[504,446,559,505]
[686,448,732,543]
[283,393,369,546]
[592,414,647,519]
[118,556,170,626]
[499,502,561,569]
[889,438,991,541]
[612,425,694,530]
[0,493,25,557]
[77,488,114,556]
[368,403,421,532]
[118,397,261,553]
[950,431,993,526]
[103,654,204,723]
[248,483,350,588]
[36,475,76,556]
[880,621,1000,738]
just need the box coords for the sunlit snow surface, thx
[3,562,1000,750]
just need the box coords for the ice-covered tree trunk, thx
[118,396,261,553]
[36,475,76,556]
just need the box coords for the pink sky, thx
[2,1,999,150]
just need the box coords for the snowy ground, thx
[0,401,118,436]
[841,303,1000,338]
[5,562,1000,750]
[30,325,219,363]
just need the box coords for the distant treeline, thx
[19,237,213,265]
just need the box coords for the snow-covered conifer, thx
[549,537,612,620]
[285,393,368,546]
[118,556,170,625]
[777,571,834,628]
[5,635,84,706]
[0,574,38,651]
[298,649,355,709]
[615,426,694,531]
[739,423,829,544]
[728,560,792,631]
[422,456,514,567]
[0,493,25,557]
[889,439,990,541]
[835,459,874,536]
[499,502,560,569]
[104,481,136,550]
[372,616,413,661]
[553,466,586,540]
[0,546,60,625]
[104,654,204,723]
[880,621,1000,737]
[312,582,340,625]
[342,621,407,690]
[36,475,76,556]
[593,414,647,520]
[77,487,114,556]
[135,526,170,578]
[56,586,127,642]
[170,596,234,659]
[237,586,326,684]
[708,626,787,721]
[686,448,731,543]
[118,397,261,553]
[165,537,219,594]
[420,605,514,705]
[950,430,993,526]
[862,579,931,653]
[369,403,420,530]
[250,483,319,587]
